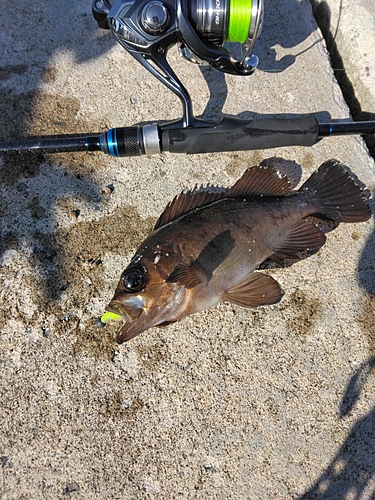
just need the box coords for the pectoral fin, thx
[167,261,209,288]
[223,272,283,308]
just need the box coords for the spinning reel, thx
[92,0,263,126]
[1,0,374,157]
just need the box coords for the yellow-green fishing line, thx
[227,0,252,43]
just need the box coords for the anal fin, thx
[271,219,326,260]
[223,272,283,308]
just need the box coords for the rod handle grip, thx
[162,116,319,154]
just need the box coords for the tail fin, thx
[299,159,371,223]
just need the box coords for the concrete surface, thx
[312,0,375,115]
[0,0,375,499]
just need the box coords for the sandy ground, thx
[0,0,375,498]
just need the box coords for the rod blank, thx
[318,121,375,137]
[0,134,102,155]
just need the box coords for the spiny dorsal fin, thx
[154,185,228,229]
[154,166,293,230]
[228,166,292,197]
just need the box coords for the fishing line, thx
[227,0,252,43]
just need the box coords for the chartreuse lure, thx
[96,311,122,328]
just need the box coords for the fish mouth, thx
[106,286,189,343]
[105,296,157,343]
[116,319,151,344]
[106,294,145,320]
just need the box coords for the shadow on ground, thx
[300,360,375,498]
[199,0,318,120]
[0,1,117,302]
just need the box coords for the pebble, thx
[69,210,80,219]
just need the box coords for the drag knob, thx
[140,1,170,34]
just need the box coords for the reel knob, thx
[141,1,171,34]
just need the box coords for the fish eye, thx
[122,266,147,293]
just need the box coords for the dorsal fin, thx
[227,166,292,197]
[154,166,292,230]
[154,185,228,229]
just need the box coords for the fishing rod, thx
[1,0,374,158]
[1,117,374,157]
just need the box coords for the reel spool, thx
[92,0,263,126]
[188,0,263,55]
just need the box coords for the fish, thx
[100,159,371,343]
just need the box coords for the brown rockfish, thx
[100,159,371,343]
